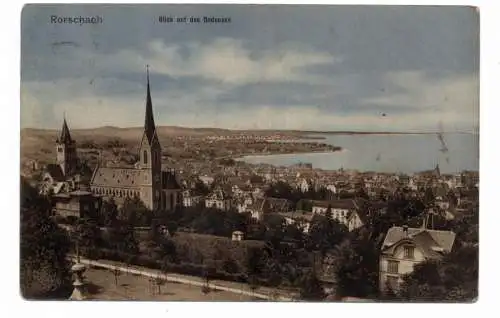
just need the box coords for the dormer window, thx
[404,246,415,259]
[143,150,148,165]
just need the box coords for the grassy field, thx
[85,267,258,301]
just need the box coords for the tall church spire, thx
[144,65,157,144]
[59,116,73,144]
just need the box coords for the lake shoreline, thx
[234,132,479,174]
[232,148,344,165]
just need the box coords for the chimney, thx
[403,225,409,237]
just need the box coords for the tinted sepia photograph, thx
[20,4,479,302]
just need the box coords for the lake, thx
[237,133,479,174]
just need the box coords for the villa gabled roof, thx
[381,226,456,259]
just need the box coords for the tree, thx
[265,181,296,202]
[166,221,178,237]
[298,270,326,301]
[120,196,151,226]
[262,214,286,249]
[332,233,379,298]
[109,221,139,255]
[399,245,478,302]
[112,267,121,286]
[20,178,72,299]
[263,258,283,287]
[193,180,210,196]
[99,198,118,227]
[71,218,101,259]
[284,223,305,244]
[201,263,216,294]
[248,274,260,296]
[423,187,436,207]
[155,276,167,295]
[307,214,348,254]
[148,235,176,264]
[246,247,266,288]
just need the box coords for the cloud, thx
[59,37,342,86]
[21,70,478,133]
[20,39,477,133]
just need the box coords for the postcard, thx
[20,3,479,302]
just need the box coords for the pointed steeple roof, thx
[58,116,73,144]
[144,65,157,144]
[435,163,441,177]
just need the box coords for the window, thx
[143,150,148,164]
[387,260,399,274]
[404,246,415,259]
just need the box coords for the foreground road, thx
[70,256,297,301]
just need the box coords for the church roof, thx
[91,166,181,191]
[90,167,143,188]
[57,118,73,144]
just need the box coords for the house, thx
[277,210,314,233]
[297,178,311,192]
[378,221,456,294]
[182,189,203,207]
[311,199,365,227]
[247,197,293,220]
[52,184,102,219]
[347,209,369,232]
[205,187,232,211]
[347,200,387,232]
[234,194,254,213]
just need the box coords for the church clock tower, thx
[56,117,77,177]
[138,66,162,211]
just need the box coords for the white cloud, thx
[20,40,478,133]
[21,69,479,132]
[73,37,341,85]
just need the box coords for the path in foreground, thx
[75,257,298,301]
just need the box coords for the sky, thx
[21,4,479,132]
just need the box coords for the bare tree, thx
[148,277,156,295]
[155,276,166,295]
[112,267,121,286]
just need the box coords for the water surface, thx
[238,133,479,174]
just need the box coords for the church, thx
[40,116,101,219]
[89,68,181,211]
